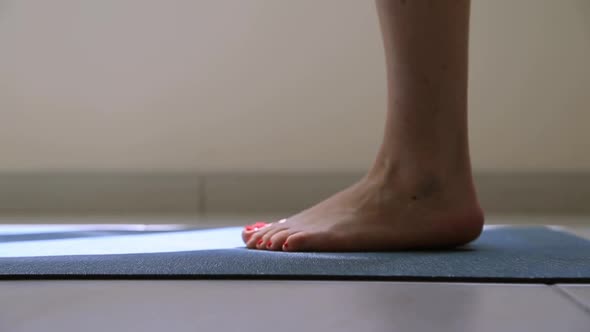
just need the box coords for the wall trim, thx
[0,171,588,215]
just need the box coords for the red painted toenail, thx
[253,222,267,227]
[283,242,288,249]
[267,241,272,248]
[257,239,263,245]
[245,226,254,231]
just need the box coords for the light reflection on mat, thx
[0,227,245,258]
[0,224,184,235]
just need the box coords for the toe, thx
[242,229,255,244]
[241,221,269,243]
[250,224,277,249]
[284,231,331,252]
[282,232,308,251]
[269,230,291,251]
[245,233,261,249]
[260,226,288,250]
[246,228,268,249]
[257,232,270,249]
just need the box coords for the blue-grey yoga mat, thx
[1,226,589,283]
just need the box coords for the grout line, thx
[551,285,590,315]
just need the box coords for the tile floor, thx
[0,281,588,332]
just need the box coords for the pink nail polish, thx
[257,239,263,245]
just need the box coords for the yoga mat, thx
[1,225,589,283]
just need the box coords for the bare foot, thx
[242,172,484,252]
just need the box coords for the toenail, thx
[283,242,288,249]
[257,239,263,246]
[247,222,267,229]
[266,241,272,248]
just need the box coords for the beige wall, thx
[0,0,588,173]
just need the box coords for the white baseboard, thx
[0,172,588,215]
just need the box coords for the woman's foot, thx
[242,169,484,252]
[243,0,479,252]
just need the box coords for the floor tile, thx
[0,281,588,332]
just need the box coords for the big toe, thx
[241,222,268,243]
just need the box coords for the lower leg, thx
[242,0,483,251]
[370,0,474,190]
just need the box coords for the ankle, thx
[365,156,477,199]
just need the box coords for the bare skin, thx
[242,0,484,252]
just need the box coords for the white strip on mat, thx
[0,226,245,258]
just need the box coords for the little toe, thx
[284,231,330,252]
